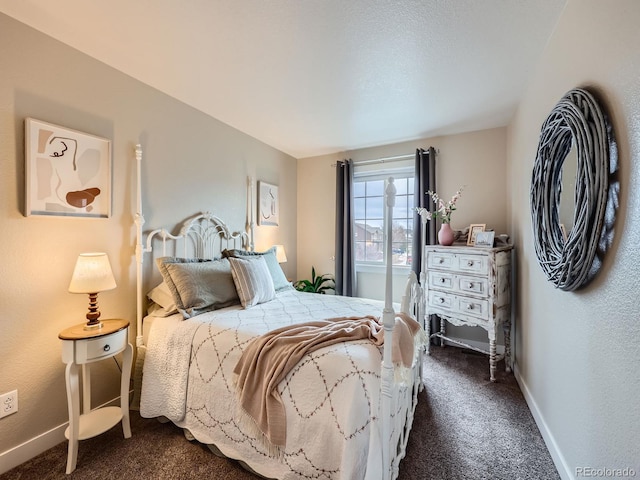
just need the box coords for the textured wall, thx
[507,0,640,476]
[0,14,296,466]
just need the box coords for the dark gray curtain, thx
[412,147,437,276]
[412,147,439,344]
[335,159,356,296]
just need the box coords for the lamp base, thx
[83,321,103,331]
[84,292,103,330]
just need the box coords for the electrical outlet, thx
[0,390,18,418]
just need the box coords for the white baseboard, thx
[0,421,67,475]
[0,394,127,475]
[513,363,573,480]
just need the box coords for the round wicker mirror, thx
[530,88,611,291]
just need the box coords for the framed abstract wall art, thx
[258,181,279,226]
[25,118,111,218]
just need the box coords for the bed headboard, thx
[134,145,254,347]
[144,211,249,259]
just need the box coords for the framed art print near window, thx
[258,181,279,226]
[25,118,111,218]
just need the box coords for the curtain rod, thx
[353,153,414,166]
[333,149,438,167]
[333,153,413,168]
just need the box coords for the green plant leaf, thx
[295,267,335,294]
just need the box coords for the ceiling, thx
[0,0,566,159]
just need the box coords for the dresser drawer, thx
[456,296,489,320]
[428,290,455,311]
[427,251,456,271]
[456,275,489,297]
[428,271,455,291]
[456,254,488,275]
[74,328,127,363]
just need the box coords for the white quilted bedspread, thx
[141,290,419,480]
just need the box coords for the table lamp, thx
[68,252,116,329]
[274,245,287,263]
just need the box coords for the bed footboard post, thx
[419,215,428,331]
[381,177,397,480]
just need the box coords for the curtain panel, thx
[335,159,356,296]
[412,147,440,345]
[412,147,437,276]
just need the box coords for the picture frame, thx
[467,223,486,246]
[474,231,495,248]
[258,181,279,226]
[25,118,111,218]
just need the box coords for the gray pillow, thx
[222,246,290,291]
[228,256,276,309]
[156,257,239,318]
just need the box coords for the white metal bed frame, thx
[133,145,424,480]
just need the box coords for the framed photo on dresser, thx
[467,224,486,245]
[474,231,495,248]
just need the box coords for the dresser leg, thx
[489,339,497,382]
[440,317,446,348]
[504,321,512,373]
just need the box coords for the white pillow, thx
[147,282,178,317]
[228,256,276,309]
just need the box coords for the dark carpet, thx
[1,346,559,479]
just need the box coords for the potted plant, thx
[293,267,335,294]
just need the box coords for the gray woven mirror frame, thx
[530,87,611,291]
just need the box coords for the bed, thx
[133,146,426,479]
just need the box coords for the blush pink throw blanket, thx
[233,313,422,451]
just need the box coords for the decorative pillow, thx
[156,257,239,318]
[223,247,291,291]
[147,301,175,318]
[228,256,276,309]
[147,281,178,317]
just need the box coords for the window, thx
[353,168,414,267]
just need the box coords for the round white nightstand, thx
[59,319,133,474]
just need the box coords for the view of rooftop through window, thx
[353,175,414,267]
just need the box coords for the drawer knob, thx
[467,304,474,310]
[438,258,444,264]
[103,344,111,352]
[440,278,446,283]
[468,282,474,288]
[438,297,445,304]
[467,260,474,266]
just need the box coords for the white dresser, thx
[424,244,513,382]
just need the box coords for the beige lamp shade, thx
[274,245,287,263]
[69,252,116,294]
[69,252,116,329]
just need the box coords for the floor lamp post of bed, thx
[68,252,117,330]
